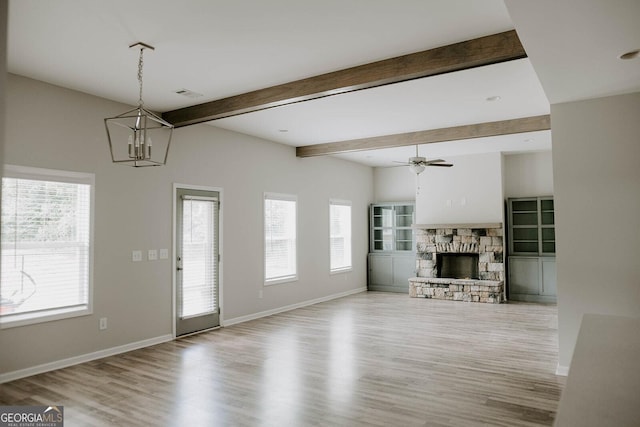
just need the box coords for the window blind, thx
[1,174,92,323]
[264,194,297,283]
[180,198,218,318]
[330,201,352,271]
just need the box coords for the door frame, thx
[172,183,224,338]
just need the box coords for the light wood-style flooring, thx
[0,292,564,426]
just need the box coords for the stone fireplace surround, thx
[409,223,504,303]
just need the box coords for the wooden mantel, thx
[412,223,503,230]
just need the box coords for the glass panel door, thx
[511,199,539,254]
[176,188,219,336]
[372,206,394,251]
[540,198,555,254]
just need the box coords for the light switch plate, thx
[132,250,142,262]
[159,249,169,260]
[148,249,158,261]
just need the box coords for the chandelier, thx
[104,42,173,167]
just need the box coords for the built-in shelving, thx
[507,196,556,302]
[369,202,415,293]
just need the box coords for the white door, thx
[176,188,219,336]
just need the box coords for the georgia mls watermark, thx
[0,406,63,427]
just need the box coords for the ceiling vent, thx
[174,88,204,98]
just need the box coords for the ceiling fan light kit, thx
[396,146,453,174]
[408,157,426,174]
[104,42,174,167]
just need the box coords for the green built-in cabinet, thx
[368,202,415,293]
[507,197,557,302]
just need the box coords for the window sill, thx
[330,267,352,275]
[264,276,298,286]
[0,305,92,329]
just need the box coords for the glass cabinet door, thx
[373,206,394,228]
[540,198,555,254]
[394,205,414,227]
[394,205,414,251]
[372,206,394,251]
[373,228,393,251]
[395,229,413,251]
[371,203,414,252]
[511,199,539,254]
[508,197,555,256]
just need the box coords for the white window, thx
[264,193,297,284]
[330,199,352,272]
[1,165,94,328]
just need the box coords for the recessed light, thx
[619,49,640,60]
[486,95,501,102]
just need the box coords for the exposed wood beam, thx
[163,30,526,128]
[295,115,551,157]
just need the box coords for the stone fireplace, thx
[408,223,504,303]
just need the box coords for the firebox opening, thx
[437,253,479,279]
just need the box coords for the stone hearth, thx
[409,277,502,303]
[408,223,504,303]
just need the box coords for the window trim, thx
[329,199,353,274]
[263,192,298,286]
[1,164,95,329]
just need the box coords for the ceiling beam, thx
[295,115,551,157]
[162,30,526,128]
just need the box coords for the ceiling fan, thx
[394,146,453,174]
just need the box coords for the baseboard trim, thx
[0,334,173,384]
[2,288,368,383]
[223,286,367,327]
[556,363,570,376]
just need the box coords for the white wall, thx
[552,92,640,368]
[0,1,5,183]
[504,151,554,198]
[415,152,504,225]
[373,166,415,203]
[0,74,373,374]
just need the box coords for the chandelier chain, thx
[137,48,144,107]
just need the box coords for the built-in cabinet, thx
[368,202,415,293]
[508,257,557,303]
[507,197,557,302]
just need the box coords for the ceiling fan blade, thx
[427,163,453,167]
[425,159,446,164]
[392,161,411,165]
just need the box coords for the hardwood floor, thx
[0,292,564,426]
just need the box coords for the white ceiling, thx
[7,1,638,167]
[505,0,640,105]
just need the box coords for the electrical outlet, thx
[259,289,263,299]
[132,250,142,262]
[99,317,108,330]
[159,248,169,260]
[148,249,158,261]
